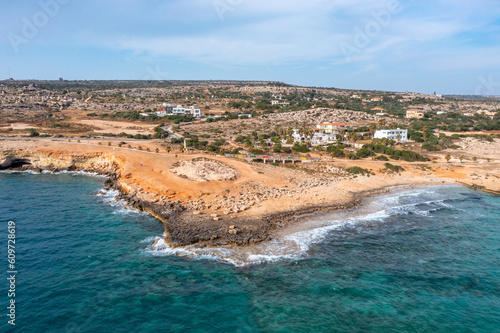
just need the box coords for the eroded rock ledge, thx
[1,150,475,248]
[0,151,372,247]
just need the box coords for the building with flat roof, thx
[157,103,203,118]
[374,129,408,142]
[315,123,346,134]
[406,109,424,119]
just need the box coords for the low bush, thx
[384,163,405,173]
[292,143,310,153]
[346,167,370,175]
[375,155,389,161]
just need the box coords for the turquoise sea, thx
[0,172,499,332]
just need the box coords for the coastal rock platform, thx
[1,138,499,248]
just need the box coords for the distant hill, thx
[444,95,500,102]
[0,79,292,90]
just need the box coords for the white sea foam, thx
[0,169,40,175]
[0,169,105,177]
[145,186,461,266]
[97,187,146,215]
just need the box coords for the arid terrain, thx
[1,80,499,248]
[1,135,498,247]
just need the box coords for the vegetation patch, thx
[346,166,371,175]
[375,155,389,161]
[363,143,429,162]
[384,163,405,173]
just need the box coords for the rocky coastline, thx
[2,149,497,250]
[0,152,409,248]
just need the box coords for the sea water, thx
[0,173,499,332]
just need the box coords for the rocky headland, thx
[1,139,498,249]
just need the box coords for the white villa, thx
[374,129,408,142]
[271,100,290,107]
[156,103,203,118]
[286,129,337,146]
[311,133,337,145]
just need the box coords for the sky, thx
[1,0,500,95]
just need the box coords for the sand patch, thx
[170,157,238,182]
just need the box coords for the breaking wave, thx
[97,187,146,215]
[145,185,463,266]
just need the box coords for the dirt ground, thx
[2,138,499,216]
[0,110,161,138]
[74,119,156,135]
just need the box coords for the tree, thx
[369,123,377,137]
[156,148,159,153]
[28,128,40,137]
[459,155,464,163]
[472,156,477,162]
[445,154,451,163]
[422,127,429,141]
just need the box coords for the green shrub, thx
[363,143,428,162]
[292,143,310,153]
[355,147,375,158]
[421,143,440,151]
[249,149,265,155]
[330,148,345,158]
[28,128,40,137]
[346,167,370,175]
[384,163,405,173]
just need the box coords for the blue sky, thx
[1,0,500,94]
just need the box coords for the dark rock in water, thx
[0,156,31,170]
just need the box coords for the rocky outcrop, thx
[0,149,426,249]
[0,156,31,170]
[170,157,238,182]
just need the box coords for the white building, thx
[289,129,308,142]
[311,133,337,145]
[271,100,290,106]
[374,129,408,142]
[285,129,336,146]
[156,103,203,118]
